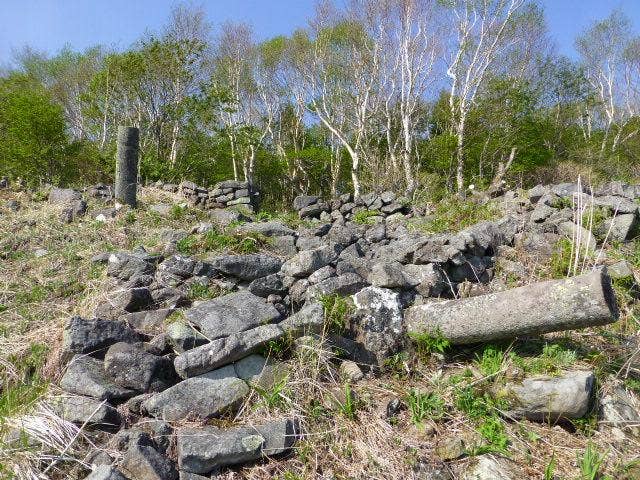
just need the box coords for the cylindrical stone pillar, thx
[115,126,139,207]
[405,269,618,345]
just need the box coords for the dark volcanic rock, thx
[61,355,135,401]
[209,254,282,281]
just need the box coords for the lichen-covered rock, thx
[281,245,340,278]
[351,287,404,365]
[120,443,178,480]
[52,395,121,428]
[174,324,284,378]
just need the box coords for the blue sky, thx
[0,0,639,66]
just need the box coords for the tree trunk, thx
[405,269,618,345]
[115,126,140,208]
[455,116,466,192]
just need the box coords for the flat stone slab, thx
[185,291,280,339]
[63,316,142,355]
[209,254,282,281]
[174,324,284,378]
[177,418,298,474]
[141,376,249,422]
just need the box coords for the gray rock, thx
[209,254,282,281]
[122,309,174,334]
[461,455,524,480]
[234,221,295,237]
[149,204,173,217]
[607,260,634,280]
[63,316,142,355]
[209,208,250,227]
[177,418,298,474]
[558,221,597,251]
[308,265,336,284]
[94,287,154,320]
[61,355,135,401]
[83,465,128,480]
[166,322,209,353]
[107,252,157,281]
[269,235,298,257]
[368,261,418,289]
[404,264,447,297]
[380,191,396,204]
[280,302,325,337]
[551,182,584,197]
[53,395,121,427]
[352,287,404,364]
[120,443,178,480]
[185,291,280,339]
[528,185,548,203]
[604,213,639,242]
[293,195,319,211]
[281,245,340,278]
[299,202,329,219]
[157,255,201,284]
[594,195,639,214]
[104,342,177,393]
[296,235,322,251]
[374,235,429,263]
[142,376,249,421]
[49,187,83,204]
[248,273,291,297]
[306,273,367,301]
[174,324,284,378]
[530,202,556,223]
[600,386,640,428]
[234,354,287,389]
[504,370,595,421]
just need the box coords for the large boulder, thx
[604,213,639,242]
[107,251,158,281]
[61,355,135,401]
[368,261,419,289]
[94,287,154,320]
[141,376,249,422]
[185,290,280,339]
[49,187,83,204]
[209,254,282,281]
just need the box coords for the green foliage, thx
[337,383,358,420]
[353,209,381,225]
[407,390,445,425]
[549,237,574,278]
[409,329,451,357]
[253,376,290,410]
[475,345,505,377]
[578,443,608,480]
[319,294,352,333]
[412,198,499,234]
[176,229,267,256]
[473,416,509,455]
[187,283,227,300]
[544,455,557,480]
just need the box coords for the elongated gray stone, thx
[115,126,139,207]
[174,324,284,378]
[141,376,249,421]
[177,418,298,474]
[405,269,618,345]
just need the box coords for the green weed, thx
[475,345,505,377]
[411,198,499,234]
[338,383,358,420]
[253,376,290,410]
[353,209,381,225]
[578,442,608,480]
[187,283,227,300]
[319,294,352,333]
[409,329,451,357]
[407,390,445,425]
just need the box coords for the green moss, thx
[353,209,381,225]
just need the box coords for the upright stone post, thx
[115,126,139,207]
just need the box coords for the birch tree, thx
[444,0,527,191]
